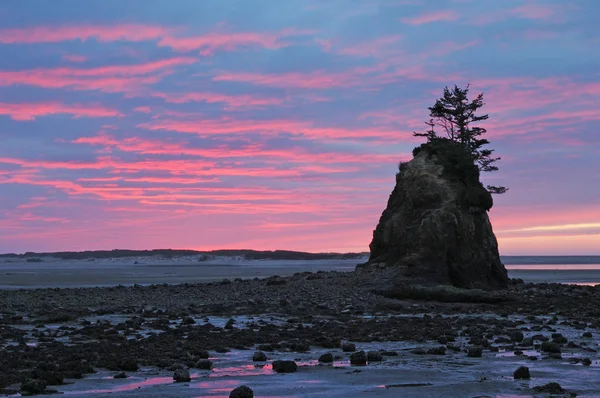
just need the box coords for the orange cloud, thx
[0,102,123,121]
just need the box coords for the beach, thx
[2,257,600,397]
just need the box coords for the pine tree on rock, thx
[414,84,507,194]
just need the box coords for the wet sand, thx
[2,264,600,397]
[0,258,359,290]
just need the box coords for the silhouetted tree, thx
[414,84,507,194]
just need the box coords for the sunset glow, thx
[0,0,598,254]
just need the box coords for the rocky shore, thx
[1,268,600,396]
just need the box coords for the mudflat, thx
[1,266,600,397]
[0,258,359,289]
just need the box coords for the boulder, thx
[513,366,530,379]
[252,351,267,362]
[197,360,213,370]
[467,346,483,358]
[341,343,356,352]
[20,379,47,396]
[367,351,383,361]
[272,360,298,373]
[541,341,561,354]
[318,353,334,363]
[173,368,191,383]
[350,351,367,366]
[230,385,254,398]
[360,139,508,289]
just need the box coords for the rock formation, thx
[362,139,508,289]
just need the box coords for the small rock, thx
[582,358,592,366]
[582,332,593,338]
[509,331,524,342]
[197,360,213,370]
[541,341,561,353]
[224,319,236,330]
[350,351,367,366]
[182,317,195,325]
[252,351,267,362]
[318,353,334,363]
[467,346,483,358]
[113,372,128,379]
[342,343,356,352]
[367,351,383,362]
[173,368,191,383]
[513,366,530,379]
[230,385,254,398]
[427,346,446,355]
[533,382,565,394]
[20,379,47,395]
[197,350,210,359]
[272,360,298,373]
[521,337,534,346]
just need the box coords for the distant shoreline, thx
[1,249,600,264]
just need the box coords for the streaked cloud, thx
[0,0,598,254]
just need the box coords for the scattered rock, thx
[533,382,565,394]
[20,379,47,396]
[230,385,254,398]
[513,366,530,379]
[467,346,483,358]
[367,351,383,362]
[252,351,267,362]
[427,346,446,355]
[272,360,298,373]
[197,360,213,370]
[541,341,561,354]
[318,353,334,363]
[342,343,356,352]
[350,351,367,366]
[173,368,191,382]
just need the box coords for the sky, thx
[0,0,598,255]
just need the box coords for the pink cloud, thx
[509,3,562,20]
[400,10,459,25]
[0,102,123,121]
[0,57,197,93]
[62,54,86,63]
[0,24,171,44]
[157,28,314,55]
[136,117,410,140]
[152,91,284,109]
[134,106,151,113]
[71,132,407,164]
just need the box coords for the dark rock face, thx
[363,139,509,289]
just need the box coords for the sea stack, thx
[362,138,509,289]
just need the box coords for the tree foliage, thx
[414,84,507,194]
